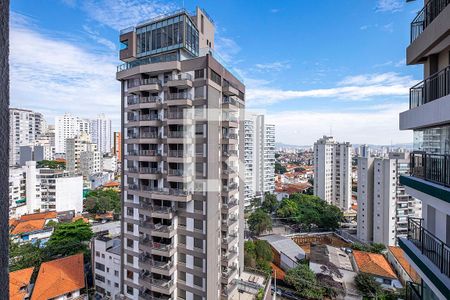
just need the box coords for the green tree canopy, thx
[275,162,287,174]
[36,160,65,170]
[261,193,278,213]
[276,193,343,231]
[354,273,383,298]
[285,264,324,299]
[248,208,272,236]
[85,189,120,214]
[244,240,273,274]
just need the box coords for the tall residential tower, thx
[117,8,245,300]
[398,1,450,299]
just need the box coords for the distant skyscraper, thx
[244,114,275,207]
[90,114,112,154]
[9,108,46,166]
[113,132,121,162]
[55,113,90,154]
[313,136,352,210]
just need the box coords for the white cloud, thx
[10,13,121,128]
[254,61,291,72]
[82,25,117,51]
[360,25,369,30]
[214,37,241,63]
[81,0,177,31]
[246,72,416,106]
[270,9,280,13]
[376,0,403,12]
[265,104,412,145]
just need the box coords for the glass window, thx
[126,286,134,295]
[193,275,203,287]
[195,69,204,79]
[95,262,105,271]
[194,256,203,268]
[413,125,450,154]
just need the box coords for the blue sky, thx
[10,0,423,145]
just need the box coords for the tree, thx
[285,264,324,299]
[351,242,386,254]
[248,209,272,236]
[85,189,120,214]
[261,193,278,213]
[36,160,65,170]
[244,240,273,274]
[44,219,93,258]
[9,239,43,272]
[354,273,383,298]
[275,162,287,174]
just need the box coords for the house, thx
[387,246,420,285]
[31,253,86,300]
[9,211,58,244]
[352,250,402,290]
[10,267,34,300]
[309,244,361,300]
[259,235,306,271]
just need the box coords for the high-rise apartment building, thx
[9,108,46,166]
[243,114,275,208]
[113,132,122,162]
[398,1,450,299]
[356,154,421,246]
[66,132,102,177]
[117,8,245,300]
[55,113,90,154]
[91,114,112,154]
[313,136,352,210]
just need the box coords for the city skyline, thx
[10,0,423,145]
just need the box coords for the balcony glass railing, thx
[410,0,450,43]
[410,151,450,187]
[165,92,193,101]
[410,65,450,109]
[117,52,178,72]
[407,218,450,279]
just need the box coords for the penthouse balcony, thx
[117,51,178,73]
[410,0,450,43]
[399,218,450,298]
[128,78,162,93]
[409,65,450,109]
[166,73,193,88]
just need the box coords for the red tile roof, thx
[103,181,120,187]
[32,253,85,300]
[11,219,46,235]
[353,250,397,279]
[20,211,57,221]
[10,267,34,300]
[388,246,420,283]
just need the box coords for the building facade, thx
[398,1,450,298]
[313,136,352,210]
[243,114,275,208]
[91,113,113,154]
[66,132,102,177]
[93,235,122,299]
[55,113,90,154]
[117,8,245,300]
[9,108,46,166]
[114,132,122,163]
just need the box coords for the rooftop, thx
[388,246,420,283]
[259,234,306,262]
[20,211,57,221]
[9,267,34,300]
[32,253,85,300]
[310,244,354,272]
[11,219,46,235]
[353,250,397,279]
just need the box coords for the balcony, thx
[223,150,238,158]
[140,274,174,295]
[165,92,193,106]
[166,73,193,88]
[222,217,238,230]
[128,78,162,93]
[221,265,238,284]
[223,82,239,96]
[139,238,175,256]
[140,255,174,276]
[127,96,162,108]
[223,96,238,107]
[151,206,176,219]
[117,52,178,73]
[410,0,450,43]
[222,199,238,212]
[222,183,238,193]
[410,151,450,188]
[410,65,450,109]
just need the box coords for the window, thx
[194,295,203,300]
[127,238,133,248]
[95,262,105,271]
[179,234,186,245]
[179,271,186,281]
[114,270,119,277]
[210,69,221,85]
[194,275,203,287]
[179,253,186,263]
[95,274,105,282]
[127,270,133,280]
[114,282,119,288]
[195,124,204,135]
[194,86,204,98]
[126,286,134,295]
[127,254,133,264]
[194,200,203,212]
[194,257,203,268]
[194,219,203,231]
[127,207,133,216]
[383,278,392,285]
[194,238,203,250]
[195,69,204,79]
[127,223,133,232]
[95,251,100,257]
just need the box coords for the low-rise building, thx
[31,253,86,300]
[352,250,402,290]
[9,267,34,300]
[386,246,420,285]
[9,211,58,244]
[258,234,306,271]
[92,234,121,299]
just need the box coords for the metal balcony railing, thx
[128,96,162,105]
[140,114,160,121]
[410,151,450,187]
[139,149,161,156]
[169,73,192,81]
[117,51,178,72]
[407,218,450,278]
[128,78,161,88]
[166,111,193,119]
[140,167,160,174]
[405,281,422,300]
[410,0,450,43]
[140,132,159,138]
[410,65,450,108]
[167,131,192,138]
[223,96,238,106]
[165,92,193,101]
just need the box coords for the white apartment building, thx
[93,235,121,299]
[244,113,276,207]
[55,113,90,154]
[9,167,27,217]
[103,155,117,172]
[9,108,46,166]
[23,161,83,215]
[66,132,102,177]
[35,126,56,161]
[313,136,352,210]
[91,114,112,154]
[357,154,422,247]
